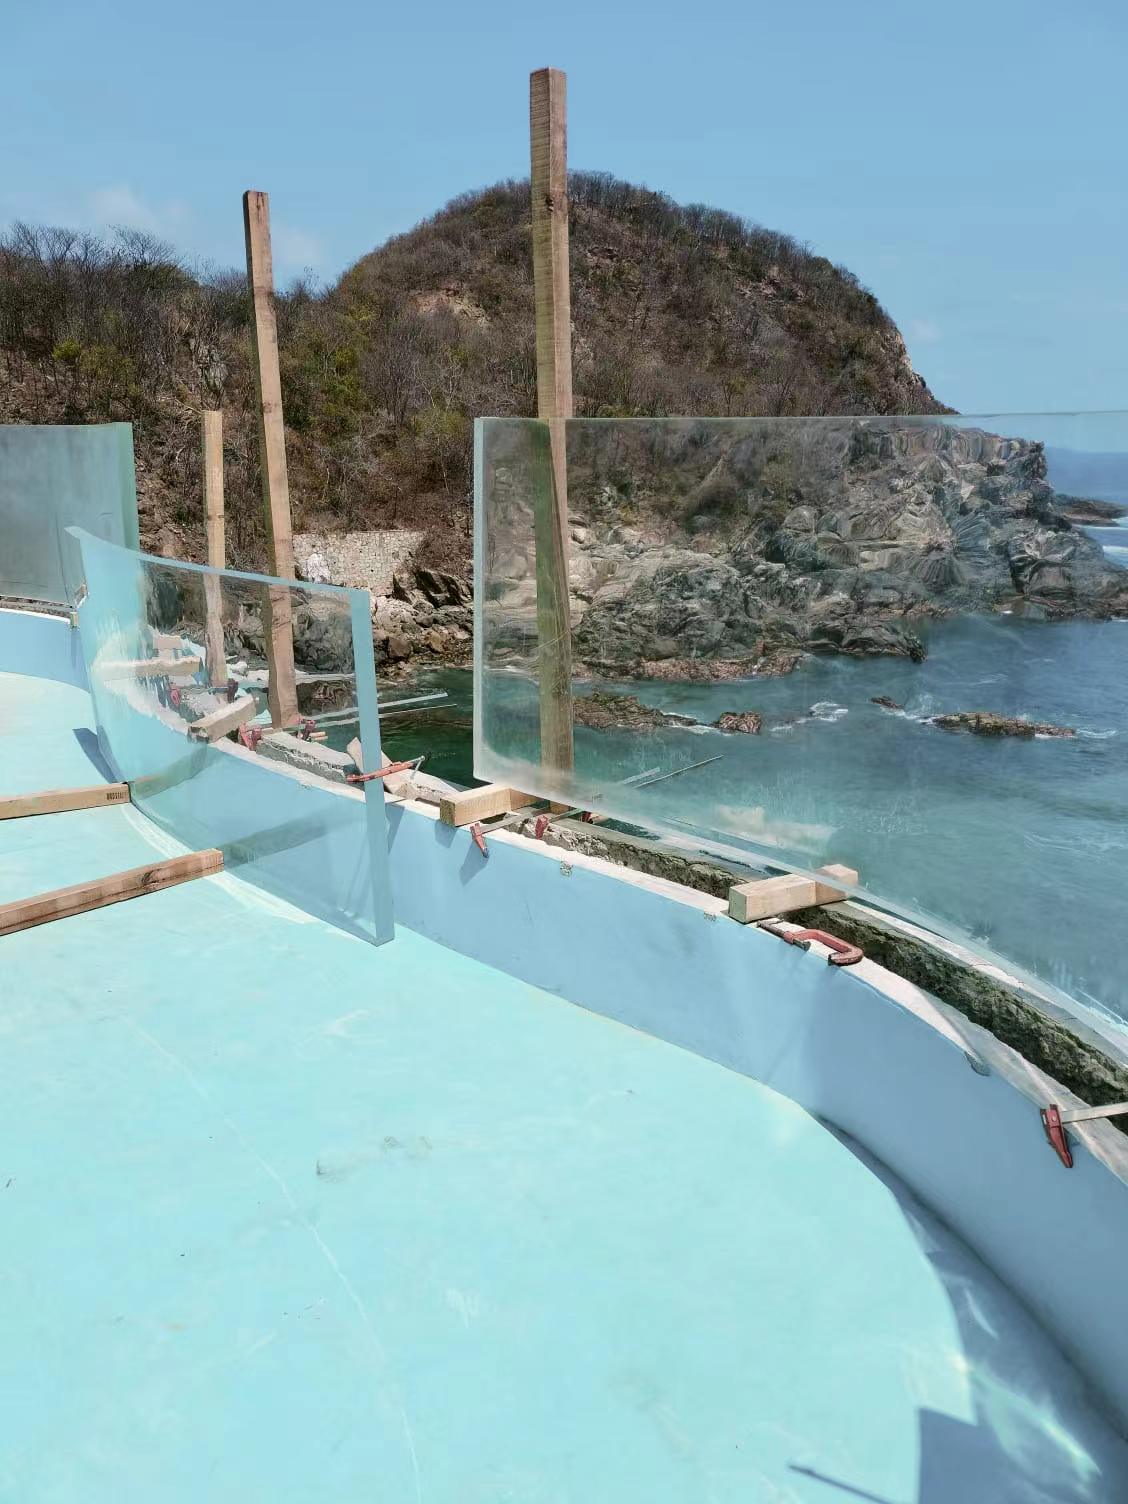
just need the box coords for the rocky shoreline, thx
[477,418,1128,685]
[573,690,763,735]
[569,689,1076,743]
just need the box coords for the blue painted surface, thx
[0,609,87,689]
[2,661,1128,1500]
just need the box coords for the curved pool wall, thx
[6,603,1128,1433]
[0,605,88,688]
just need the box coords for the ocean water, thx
[1083,521,1128,569]
[409,614,1128,1029]
[608,616,1128,1023]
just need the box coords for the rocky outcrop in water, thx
[573,692,763,735]
[931,711,1076,739]
[573,690,695,731]
[871,695,904,711]
[1054,495,1128,525]
[712,711,762,734]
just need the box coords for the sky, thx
[2,0,1126,414]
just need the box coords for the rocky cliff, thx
[483,417,1128,678]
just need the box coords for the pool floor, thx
[1,670,1126,1502]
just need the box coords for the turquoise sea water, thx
[616,615,1128,1024]
[390,613,1128,1029]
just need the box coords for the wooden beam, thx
[0,784,130,821]
[202,408,227,687]
[529,67,575,775]
[438,784,537,827]
[100,655,203,681]
[0,850,223,937]
[188,696,257,742]
[728,865,859,925]
[242,189,299,730]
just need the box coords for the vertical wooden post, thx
[530,66,575,774]
[242,189,299,728]
[201,409,226,687]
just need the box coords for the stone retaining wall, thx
[294,530,423,597]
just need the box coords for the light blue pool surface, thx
[2,670,1127,1502]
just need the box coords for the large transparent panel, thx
[0,423,138,605]
[73,530,393,945]
[475,414,1128,1023]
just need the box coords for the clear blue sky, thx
[3,0,1125,413]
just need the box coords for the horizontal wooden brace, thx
[0,784,130,820]
[99,654,203,681]
[438,784,538,827]
[728,864,859,925]
[0,849,223,937]
[1058,1100,1128,1126]
[188,696,257,742]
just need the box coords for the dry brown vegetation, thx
[0,174,945,577]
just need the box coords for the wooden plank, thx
[0,850,223,937]
[729,874,817,924]
[1060,1100,1128,1125]
[438,784,537,827]
[529,67,575,775]
[242,189,299,729]
[188,696,257,742]
[202,408,227,688]
[0,784,130,821]
[728,865,859,925]
[100,655,202,681]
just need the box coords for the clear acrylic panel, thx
[73,530,394,946]
[475,414,1128,1024]
[0,423,138,605]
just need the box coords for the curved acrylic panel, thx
[73,530,394,945]
[0,424,138,605]
[474,414,1128,1026]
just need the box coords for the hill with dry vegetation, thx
[0,173,944,586]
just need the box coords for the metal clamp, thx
[1041,1099,1128,1169]
[759,921,863,967]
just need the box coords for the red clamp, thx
[239,723,264,751]
[298,717,317,741]
[533,813,552,839]
[469,822,489,857]
[761,923,863,967]
[347,759,418,784]
[789,929,863,967]
[1040,1104,1074,1169]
